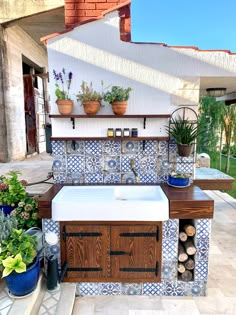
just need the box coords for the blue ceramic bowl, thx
[168,175,190,187]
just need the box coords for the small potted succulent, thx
[103,85,132,115]
[0,228,39,297]
[76,81,103,115]
[0,171,27,215]
[167,172,192,187]
[53,68,73,115]
[167,115,200,157]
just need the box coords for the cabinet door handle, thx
[109,250,130,256]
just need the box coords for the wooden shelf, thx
[49,114,171,118]
[51,137,169,141]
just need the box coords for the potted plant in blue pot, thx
[0,228,40,297]
[0,171,27,215]
[167,172,192,188]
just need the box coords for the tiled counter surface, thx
[193,167,234,190]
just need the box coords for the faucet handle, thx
[130,158,135,168]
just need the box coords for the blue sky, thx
[131,0,236,52]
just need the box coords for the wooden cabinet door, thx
[61,224,110,281]
[111,224,162,282]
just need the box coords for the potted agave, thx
[103,86,132,115]
[167,115,200,157]
[0,223,39,297]
[53,68,73,115]
[76,81,103,115]
[0,171,27,215]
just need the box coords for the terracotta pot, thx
[56,100,73,115]
[177,144,193,157]
[83,101,100,115]
[112,101,127,115]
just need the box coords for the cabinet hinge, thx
[119,227,159,241]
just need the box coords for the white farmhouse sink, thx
[52,185,169,221]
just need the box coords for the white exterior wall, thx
[4,26,47,160]
[47,11,236,138]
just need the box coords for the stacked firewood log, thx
[178,222,196,281]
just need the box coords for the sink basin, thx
[52,185,169,221]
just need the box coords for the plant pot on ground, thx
[103,86,132,115]
[53,68,74,115]
[76,81,102,115]
[167,115,200,157]
[0,228,39,297]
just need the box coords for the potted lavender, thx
[53,68,73,115]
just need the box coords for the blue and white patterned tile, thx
[162,238,178,261]
[140,140,158,155]
[161,260,177,280]
[157,175,168,183]
[122,141,139,154]
[67,155,85,172]
[121,155,137,172]
[85,155,102,173]
[66,140,85,154]
[159,141,168,155]
[163,281,185,296]
[139,155,157,172]
[195,261,209,281]
[121,173,135,184]
[102,140,121,155]
[163,219,179,239]
[42,219,60,235]
[184,281,207,296]
[196,238,209,261]
[52,140,65,156]
[142,283,163,296]
[104,173,121,184]
[85,172,103,184]
[85,141,102,156]
[140,172,157,184]
[103,156,120,172]
[77,283,100,296]
[160,159,169,172]
[121,283,142,295]
[196,219,211,239]
[98,283,121,295]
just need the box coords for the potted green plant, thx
[76,81,102,115]
[0,171,27,215]
[103,85,132,115]
[167,172,192,187]
[0,228,39,297]
[53,68,73,115]
[167,115,199,157]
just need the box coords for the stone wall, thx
[0,25,48,161]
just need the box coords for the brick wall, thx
[65,0,131,41]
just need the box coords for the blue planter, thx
[168,175,190,187]
[5,255,40,297]
[0,205,14,215]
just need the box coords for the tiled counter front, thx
[51,140,194,184]
[42,218,211,297]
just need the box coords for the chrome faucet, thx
[130,159,140,183]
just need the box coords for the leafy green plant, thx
[0,211,18,242]
[103,86,132,104]
[53,68,73,100]
[0,171,27,206]
[167,115,200,145]
[169,172,192,178]
[76,81,103,103]
[10,196,40,229]
[0,229,37,277]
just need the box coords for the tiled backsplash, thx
[51,140,194,184]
